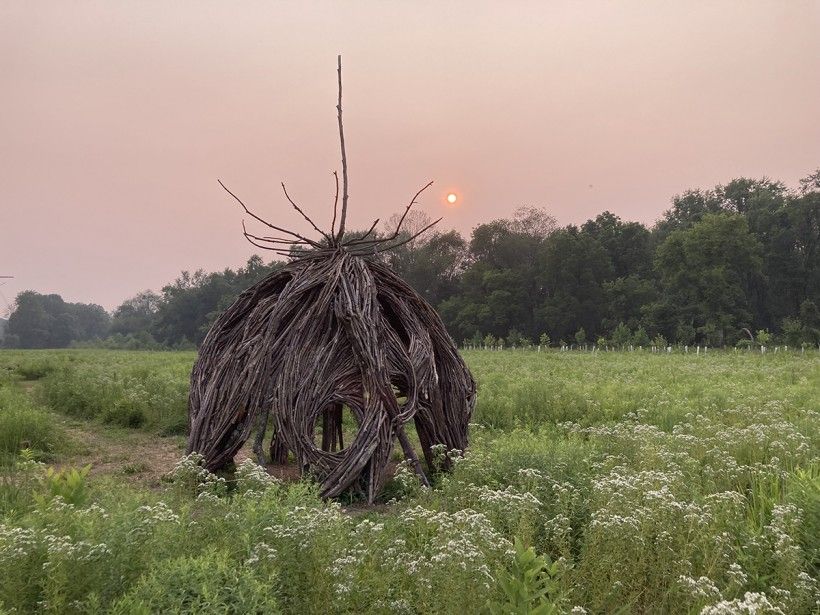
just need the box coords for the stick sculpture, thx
[187,57,476,503]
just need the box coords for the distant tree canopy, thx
[4,171,819,349]
[439,173,818,347]
[5,291,109,348]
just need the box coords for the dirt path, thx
[56,418,187,487]
[54,418,262,487]
[16,379,254,488]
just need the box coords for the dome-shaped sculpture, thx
[186,57,475,503]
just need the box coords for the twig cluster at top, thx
[217,55,441,259]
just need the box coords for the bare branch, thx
[344,216,442,255]
[218,179,322,248]
[344,181,434,250]
[281,182,332,242]
[241,230,301,257]
[359,218,380,242]
[387,181,434,241]
[330,171,340,241]
[342,218,381,247]
[335,55,350,241]
[241,221,309,246]
[373,217,443,253]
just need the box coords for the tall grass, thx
[0,349,816,613]
[0,387,60,465]
[1,350,196,433]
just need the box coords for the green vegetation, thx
[0,350,193,433]
[0,388,61,465]
[5,173,820,351]
[0,367,63,465]
[2,292,109,349]
[0,349,817,613]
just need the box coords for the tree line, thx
[3,171,819,350]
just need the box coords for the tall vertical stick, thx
[335,55,350,242]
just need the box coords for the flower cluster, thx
[234,458,280,496]
[700,591,787,615]
[127,501,180,540]
[41,533,112,570]
[329,506,512,610]
[166,452,227,499]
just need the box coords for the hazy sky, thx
[1,1,818,313]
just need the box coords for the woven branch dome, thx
[187,56,475,501]
[187,249,476,502]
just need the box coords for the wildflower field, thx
[0,349,817,614]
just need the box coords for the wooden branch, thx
[335,55,350,242]
[358,218,381,242]
[393,181,434,236]
[343,181,434,251]
[218,179,323,248]
[240,232,299,257]
[397,424,431,487]
[372,217,443,253]
[281,182,332,242]
[345,213,440,253]
[242,221,308,246]
[342,218,380,246]
[330,171,340,241]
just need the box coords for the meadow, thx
[0,348,817,614]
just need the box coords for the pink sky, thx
[1,1,818,313]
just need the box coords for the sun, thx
[446,193,458,204]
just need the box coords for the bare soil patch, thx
[57,419,187,488]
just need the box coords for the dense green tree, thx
[574,327,586,346]
[799,299,820,344]
[602,275,658,332]
[652,213,763,345]
[439,207,555,342]
[73,303,110,341]
[716,178,792,329]
[111,291,160,337]
[506,329,526,348]
[5,291,110,348]
[652,173,818,336]
[535,227,613,342]
[440,263,532,342]
[7,292,53,348]
[581,212,653,279]
[653,189,723,241]
[632,326,650,347]
[674,322,696,345]
[784,187,820,317]
[715,177,786,215]
[610,322,632,348]
[781,317,803,346]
